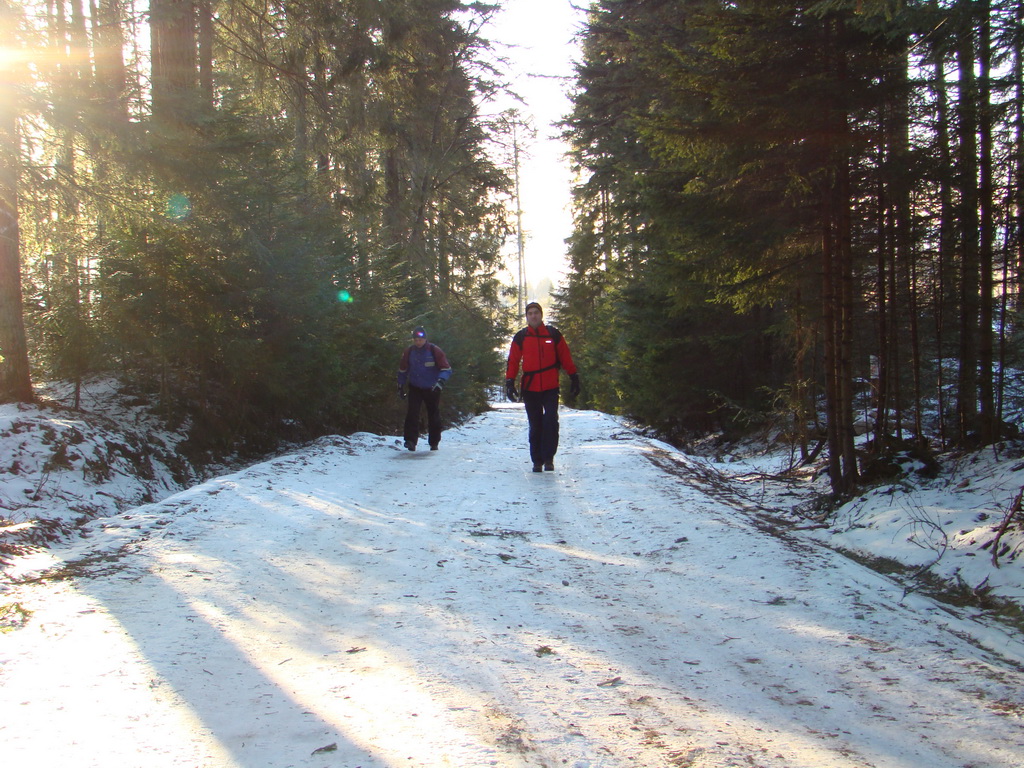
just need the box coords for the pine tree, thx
[563,0,934,494]
[8,0,510,452]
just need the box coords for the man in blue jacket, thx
[397,326,452,451]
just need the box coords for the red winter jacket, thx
[505,324,577,393]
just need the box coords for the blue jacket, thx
[398,343,452,390]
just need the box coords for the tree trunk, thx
[66,0,90,408]
[891,43,913,444]
[197,0,213,109]
[977,0,996,443]
[1006,0,1024,424]
[821,196,843,494]
[91,0,129,123]
[837,156,859,490]
[820,14,859,496]
[874,147,889,445]
[932,40,955,449]
[0,162,29,403]
[0,0,32,403]
[1016,0,1024,313]
[383,142,404,258]
[793,290,810,463]
[956,7,980,443]
[909,228,924,443]
[150,0,197,121]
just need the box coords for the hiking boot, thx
[532,464,543,472]
[404,441,416,451]
[544,462,554,471]
[430,445,439,451]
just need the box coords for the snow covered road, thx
[2,405,1023,767]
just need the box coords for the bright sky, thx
[483,0,588,290]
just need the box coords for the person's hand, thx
[569,373,581,397]
[432,380,444,393]
[398,384,406,399]
[505,378,518,402]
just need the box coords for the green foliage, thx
[559,0,929,452]
[15,0,510,457]
[560,0,797,436]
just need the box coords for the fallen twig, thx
[990,486,1023,568]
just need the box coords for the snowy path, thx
[2,405,1023,767]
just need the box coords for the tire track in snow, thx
[486,410,1024,767]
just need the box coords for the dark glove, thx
[569,373,581,397]
[505,378,518,402]
[432,379,445,392]
[398,384,406,399]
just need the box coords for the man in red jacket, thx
[505,302,580,472]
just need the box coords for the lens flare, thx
[165,194,192,221]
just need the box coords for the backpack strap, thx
[518,325,562,390]
[547,326,562,360]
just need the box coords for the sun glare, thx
[0,45,23,70]
[0,44,92,72]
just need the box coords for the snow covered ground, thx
[0,380,204,549]
[2,401,1023,767]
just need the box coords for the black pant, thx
[522,388,560,465]
[404,386,442,447]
